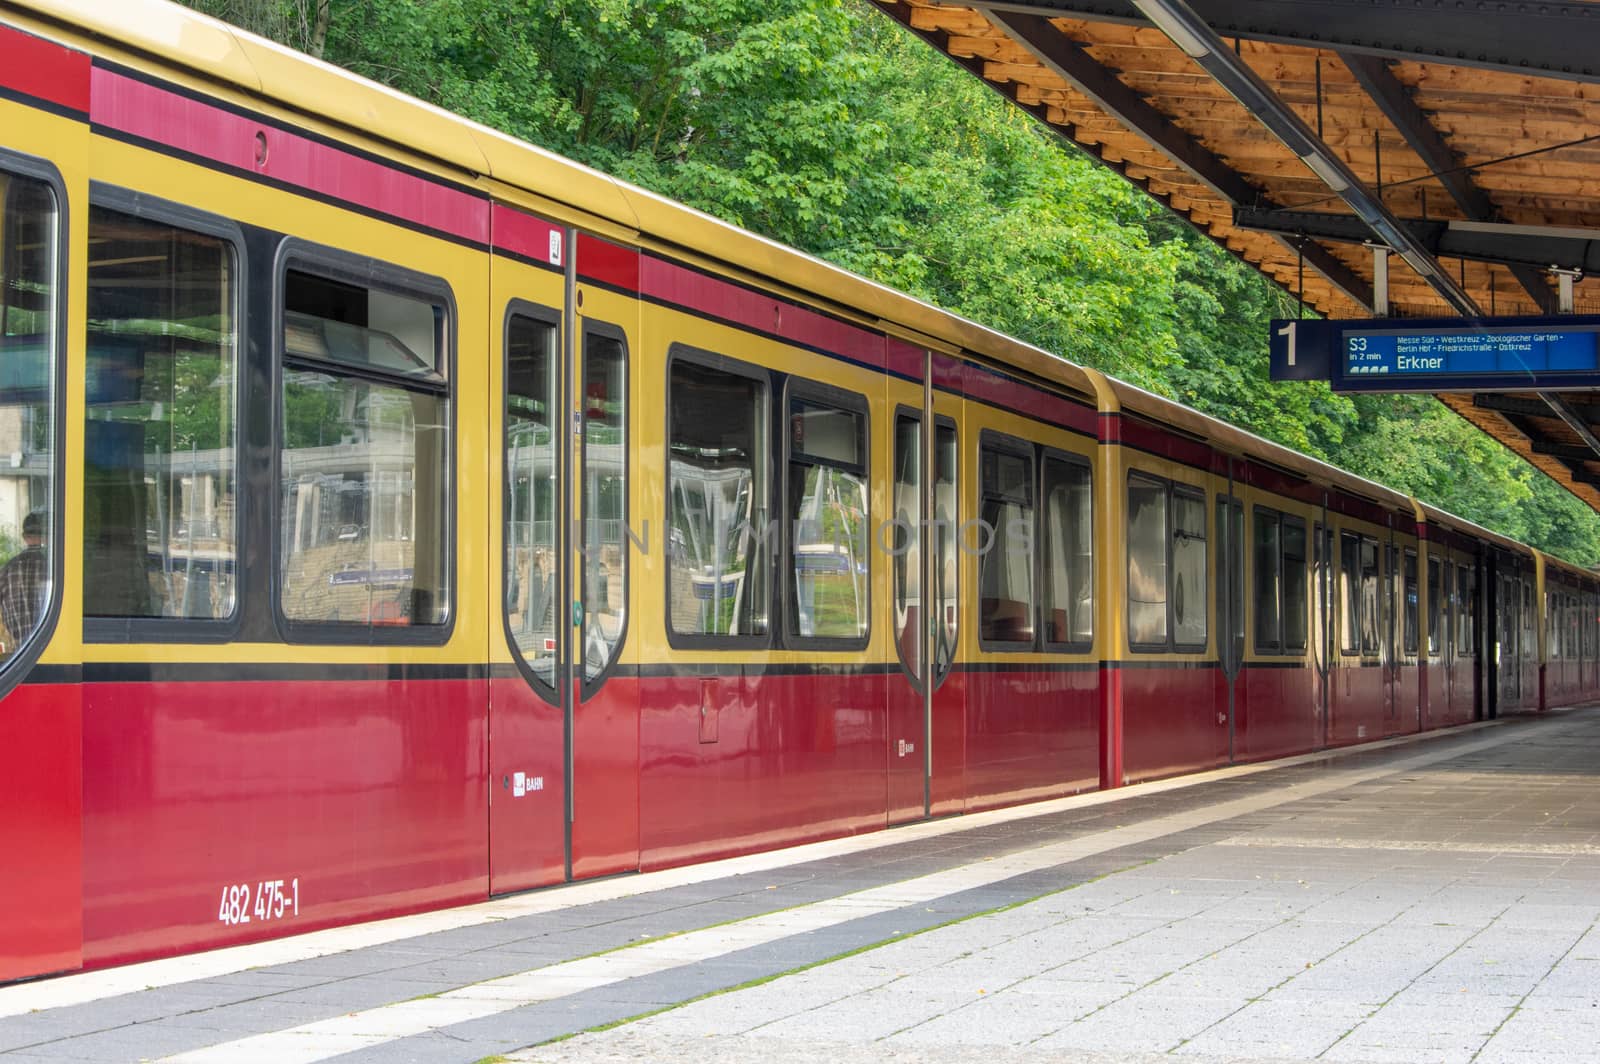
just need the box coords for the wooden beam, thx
[981,7,1373,309]
[1532,440,1600,463]
[873,1,1352,313]
[965,0,1600,84]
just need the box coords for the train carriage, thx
[0,0,1593,983]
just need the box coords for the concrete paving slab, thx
[1175,997,1373,1058]
[1033,993,1252,1053]
[754,987,982,1042]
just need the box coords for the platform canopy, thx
[875,0,1600,512]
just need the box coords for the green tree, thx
[178,0,1600,565]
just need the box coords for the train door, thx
[1312,517,1333,748]
[1382,540,1399,730]
[1216,491,1244,761]
[490,229,571,893]
[489,226,640,889]
[1498,566,1520,711]
[888,362,964,821]
[1461,558,1482,722]
[567,243,639,879]
[1523,577,1540,710]
[1439,555,1454,723]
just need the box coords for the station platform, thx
[4,709,1599,1064]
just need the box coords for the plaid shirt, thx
[0,545,47,645]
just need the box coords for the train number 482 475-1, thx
[218,879,300,926]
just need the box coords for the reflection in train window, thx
[1456,563,1474,657]
[1428,558,1444,657]
[1522,581,1535,656]
[1254,509,1282,652]
[1171,487,1206,649]
[504,310,557,688]
[933,422,958,673]
[1359,536,1380,656]
[278,266,449,629]
[1126,474,1167,648]
[892,414,961,667]
[582,327,627,679]
[1126,473,1207,652]
[1252,507,1306,655]
[667,355,768,641]
[980,435,1035,646]
[1282,518,1307,651]
[787,392,868,643]
[1218,499,1245,661]
[1339,531,1359,655]
[892,414,920,673]
[0,170,56,657]
[1042,455,1092,648]
[1401,550,1419,655]
[84,205,236,622]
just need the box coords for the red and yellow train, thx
[1,0,1596,982]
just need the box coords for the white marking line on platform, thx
[155,721,1562,1064]
[0,713,1552,1020]
[1217,836,1600,855]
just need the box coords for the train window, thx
[934,421,958,674]
[1359,537,1380,656]
[581,326,627,679]
[1560,594,1569,660]
[1580,592,1593,659]
[1339,532,1359,655]
[84,205,238,624]
[1544,592,1555,660]
[0,168,57,659]
[666,353,768,643]
[1427,559,1444,658]
[786,390,868,644]
[1282,518,1307,651]
[1401,551,1418,655]
[1042,455,1093,649]
[1126,475,1204,652]
[1457,564,1474,657]
[893,414,921,675]
[504,309,558,691]
[1553,594,1560,660]
[1172,488,1206,649]
[1251,508,1306,655]
[1253,509,1282,653]
[980,434,1035,647]
[1571,594,1580,661]
[1126,473,1167,648]
[1566,595,1574,660]
[277,258,450,634]
[1218,498,1245,661]
[1523,582,1536,655]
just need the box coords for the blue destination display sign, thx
[1268,314,1600,393]
[1344,326,1600,378]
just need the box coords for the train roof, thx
[0,0,1572,561]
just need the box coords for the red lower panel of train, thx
[963,667,1099,810]
[0,682,82,983]
[79,678,488,968]
[638,673,891,870]
[1236,665,1320,763]
[13,653,1509,976]
[1121,665,1229,782]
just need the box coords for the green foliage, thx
[179,0,1600,565]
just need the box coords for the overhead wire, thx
[1287,131,1600,213]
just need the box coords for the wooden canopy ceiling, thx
[874,0,1600,513]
